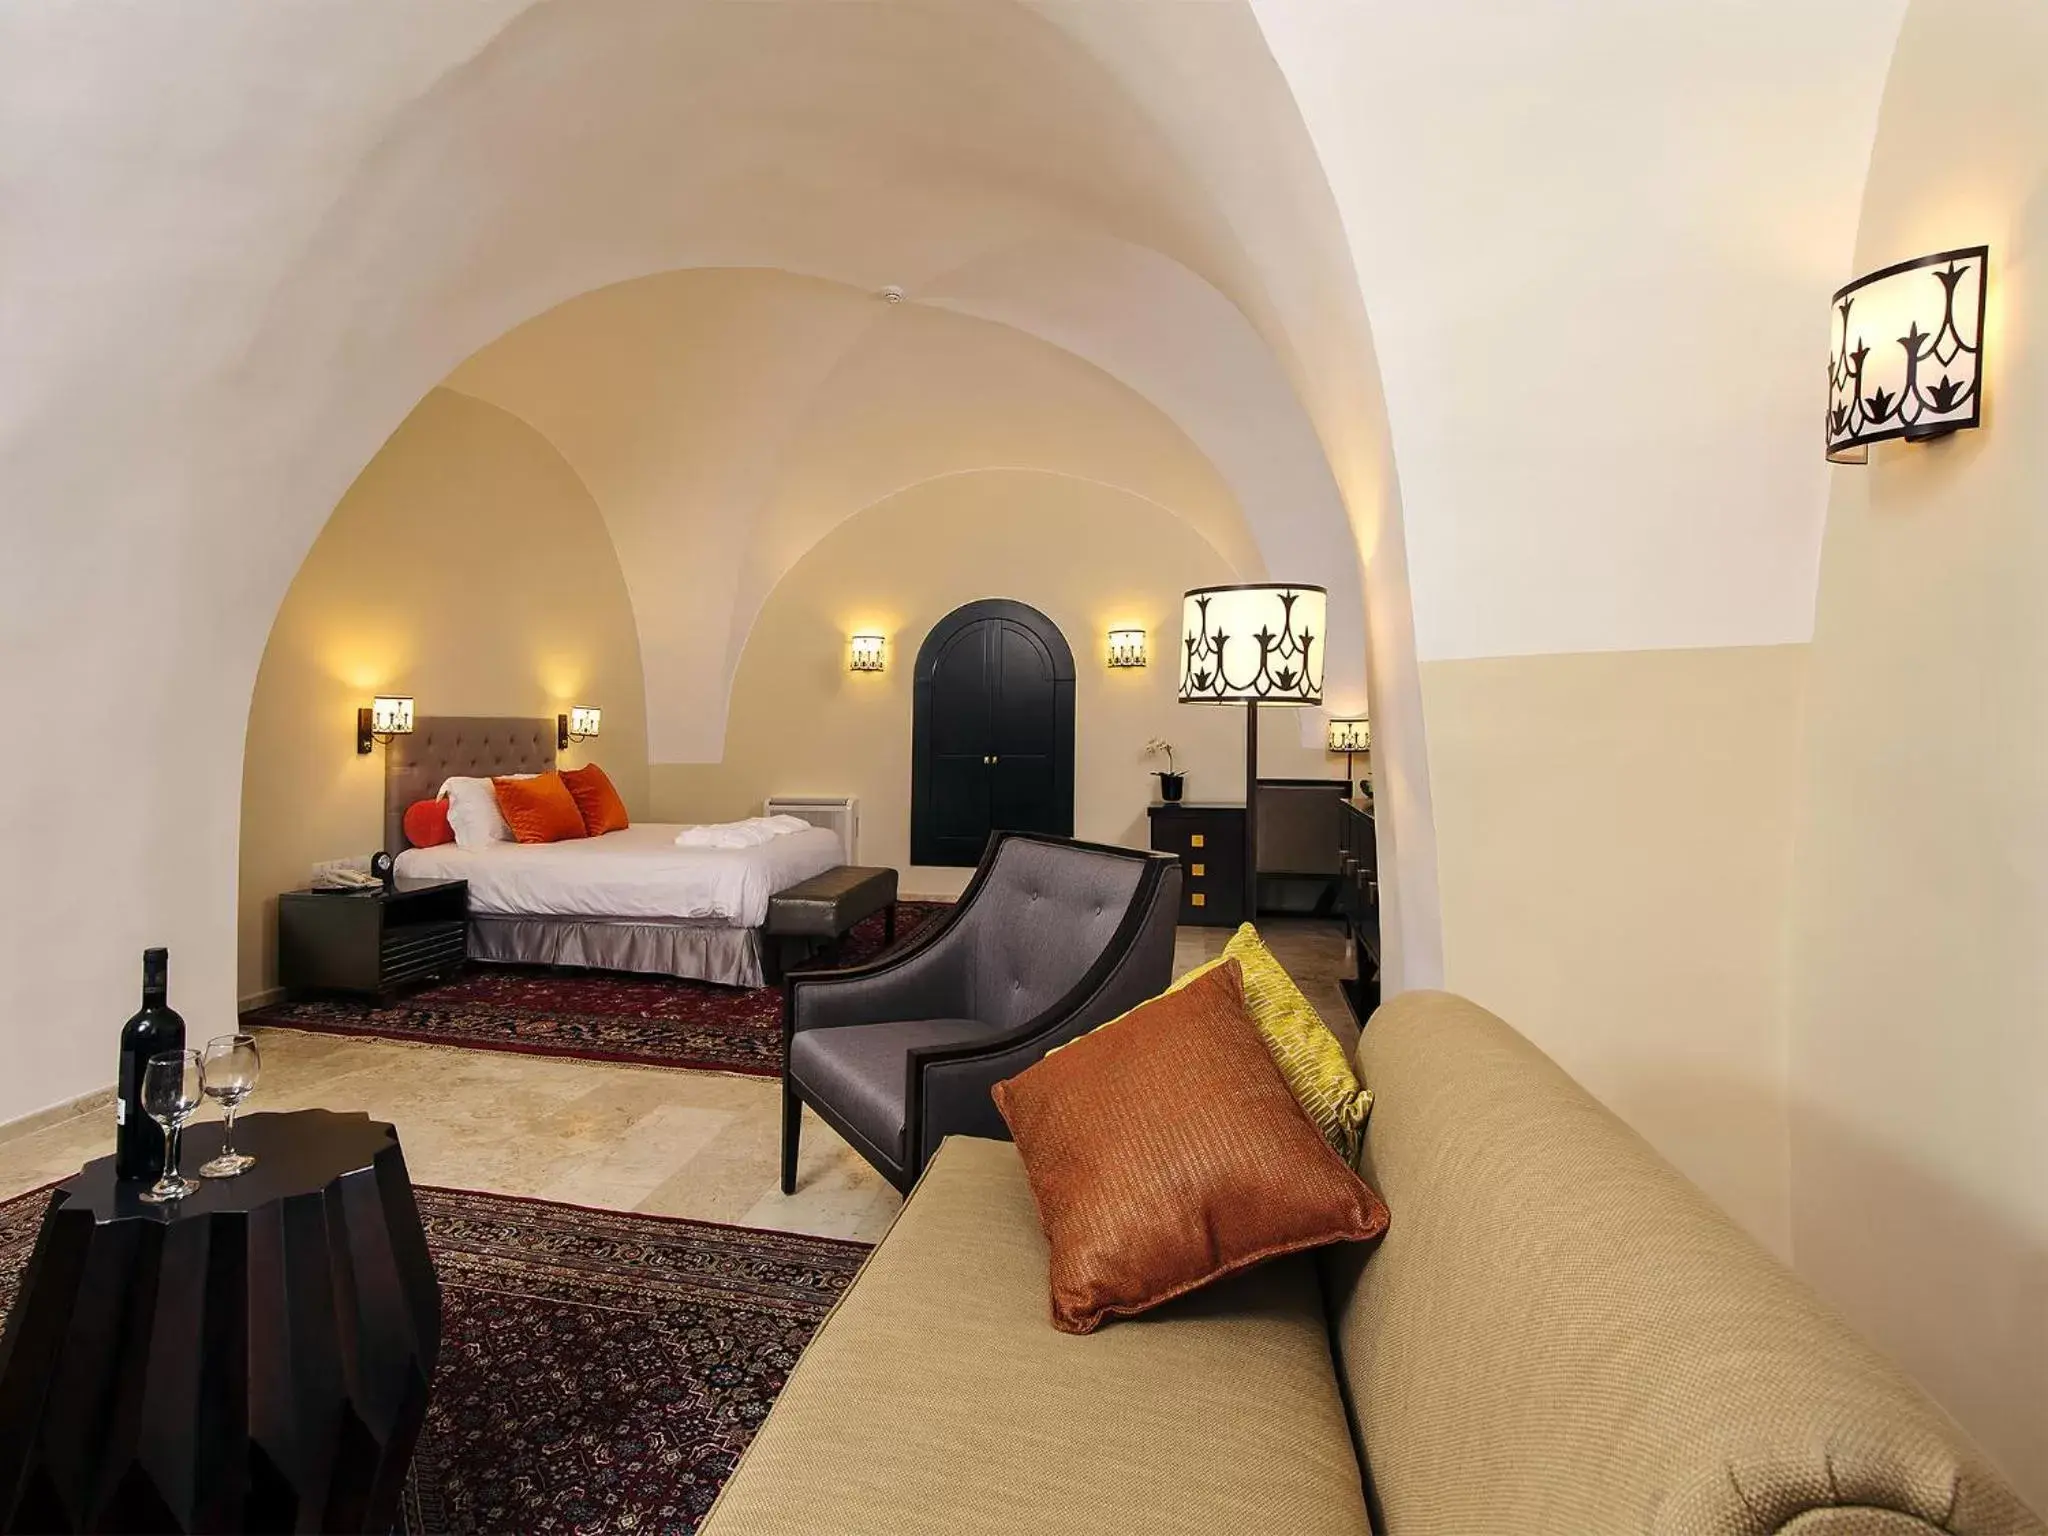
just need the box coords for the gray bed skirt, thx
[468,915,765,988]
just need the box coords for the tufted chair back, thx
[951,836,1150,1030]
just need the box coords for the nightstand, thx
[277,880,469,1001]
[1146,803,1246,927]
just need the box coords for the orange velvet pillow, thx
[402,797,454,848]
[492,771,587,844]
[559,763,630,837]
[993,959,1389,1335]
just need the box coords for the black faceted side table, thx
[0,1111,441,1533]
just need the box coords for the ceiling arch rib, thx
[447,265,1270,761]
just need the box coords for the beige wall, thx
[1787,0,2048,1502]
[1423,645,1809,1257]
[237,389,647,1002]
[647,470,1328,898]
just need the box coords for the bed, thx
[385,716,843,986]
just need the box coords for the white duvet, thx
[393,822,844,927]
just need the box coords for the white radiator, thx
[765,796,859,864]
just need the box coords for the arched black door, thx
[911,599,1075,866]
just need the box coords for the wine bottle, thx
[115,947,185,1180]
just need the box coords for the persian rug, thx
[242,900,948,1077]
[0,1183,869,1535]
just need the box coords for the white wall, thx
[1787,0,2048,1501]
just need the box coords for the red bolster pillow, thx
[403,797,455,848]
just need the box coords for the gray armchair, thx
[781,832,1182,1194]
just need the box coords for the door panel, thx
[912,601,1075,866]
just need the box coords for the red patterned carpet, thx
[242,901,948,1076]
[0,1184,868,1535]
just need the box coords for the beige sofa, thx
[705,992,2042,1535]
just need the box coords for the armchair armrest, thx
[784,900,974,1038]
[903,862,1180,1160]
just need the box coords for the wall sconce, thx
[1828,246,1987,464]
[558,706,601,750]
[357,695,414,754]
[1327,716,1370,795]
[1107,628,1147,668]
[850,633,886,673]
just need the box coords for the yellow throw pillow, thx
[1167,925,1373,1164]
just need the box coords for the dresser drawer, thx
[1147,805,1246,927]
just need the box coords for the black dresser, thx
[1146,803,1246,927]
[277,880,468,1001]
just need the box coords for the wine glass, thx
[139,1049,204,1204]
[198,1034,261,1178]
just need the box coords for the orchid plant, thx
[1144,738,1177,775]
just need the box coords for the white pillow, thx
[439,774,533,849]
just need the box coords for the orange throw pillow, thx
[492,771,587,844]
[559,763,630,836]
[402,797,454,848]
[993,959,1388,1335]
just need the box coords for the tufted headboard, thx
[384,716,557,851]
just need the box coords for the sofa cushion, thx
[789,1018,999,1158]
[1323,991,2040,1535]
[702,1136,1372,1536]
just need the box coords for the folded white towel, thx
[675,815,814,850]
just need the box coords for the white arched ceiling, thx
[2,0,1430,1123]
[443,267,1266,760]
[1253,0,1911,662]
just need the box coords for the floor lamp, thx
[1179,584,1329,920]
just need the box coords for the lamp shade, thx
[1179,584,1326,705]
[1327,717,1370,753]
[1107,628,1146,668]
[1827,246,1987,464]
[849,633,886,672]
[569,706,601,739]
[370,696,414,735]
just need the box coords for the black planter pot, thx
[1157,772,1185,803]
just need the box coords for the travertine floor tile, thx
[0,920,1356,1247]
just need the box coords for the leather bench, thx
[764,866,899,981]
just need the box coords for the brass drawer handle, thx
[1190,892,1206,908]
[1190,833,1205,848]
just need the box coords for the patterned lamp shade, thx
[1107,628,1147,668]
[1326,717,1370,753]
[1178,585,1326,705]
[1828,246,1987,465]
[849,633,886,673]
[370,696,414,736]
[570,706,601,738]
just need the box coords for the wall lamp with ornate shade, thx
[1107,628,1147,668]
[849,633,886,673]
[1327,715,1371,795]
[356,695,414,755]
[1179,583,1327,916]
[1828,246,1988,465]
[558,706,601,750]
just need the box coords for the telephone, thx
[310,857,382,892]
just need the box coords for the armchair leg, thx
[781,1084,802,1195]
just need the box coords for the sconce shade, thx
[559,705,602,749]
[1107,628,1147,668]
[358,695,415,753]
[1327,717,1370,753]
[371,697,414,736]
[850,633,886,673]
[1178,585,1326,705]
[1827,246,1987,464]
